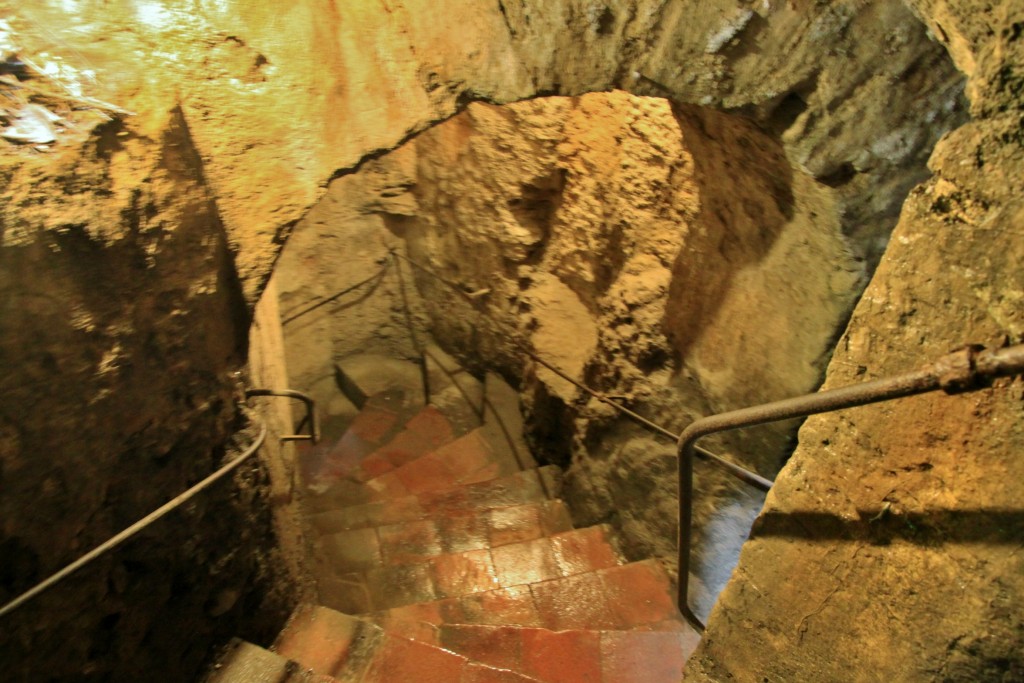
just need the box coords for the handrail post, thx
[675,343,1024,633]
[244,389,320,444]
[677,433,703,630]
[392,250,431,405]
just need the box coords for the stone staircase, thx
[205,367,700,682]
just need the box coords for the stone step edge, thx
[305,464,563,518]
[272,603,543,682]
[308,497,574,540]
[363,558,685,632]
[317,522,624,583]
[202,638,327,683]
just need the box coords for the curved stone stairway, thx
[206,367,700,682]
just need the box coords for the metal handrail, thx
[391,252,1024,632]
[0,409,268,619]
[419,345,544,496]
[281,261,391,326]
[244,389,320,444]
[675,343,1024,631]
[391,251,770,488]
[393,249,432,403]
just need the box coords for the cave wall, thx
[390,93,870,615]
[0,0,1018,681]
[0,96,297,680]
[273,147,424,414]
[686,8,1024,679]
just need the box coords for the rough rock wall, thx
[686,5,1024,681]
[0,0,1011,681]
[0,94,296,680]
[6,1,966,303]
[274,147,425,417]
[392,90,901,616]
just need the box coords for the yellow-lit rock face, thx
[1,0,965,299]
[0,0,1020,681]
[273,86,920,629]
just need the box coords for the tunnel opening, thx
[272,84,967,628]
[8,1,1024,681]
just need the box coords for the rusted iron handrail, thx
[675,343,1024,631]
[419,346,538,490]
[393,251,432,404]
[0,409,268,619]
[281,261,391,326]
[392,251,771,488]
[245,389,320,444]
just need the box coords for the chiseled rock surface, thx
[381,93,866,612]
[0,0,1016,681]
[686,6,1024,682]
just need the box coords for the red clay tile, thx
[318,527,381,571]
[549,526,623,577]
[378,519,443,563]
[348,405,400,445]
[415,467,560,517]
[438,624,523,671]
[437,511,491,554]
[365,471,411,500]
[461,661,538,683]
[488,504,546,547]
[530,572,619,631]
[392,453,457,493]
[362,634,466,683]
[387,619,441,644]
[599,631,689,683]
[491,537,561,586]
[521,627,601,683]
[357,451,396,479]
[461,585,542,627]
[431,549,500,598]
[300,433,373,493]
[457,461,503,486]
[366,561,438,610]
[376,406,456,468]
[440,430,501,477]
[599,561,680,628]
[372,600,447,630]
[463,469,546,508]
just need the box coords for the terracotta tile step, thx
[298,404,399,496]
[428,624,702,683]
[305,465,562,517]
[297,390,414,495]
[354,427,520,496]
[351,404,460,474]
[368,559,684,634]
[273,604,541,683]
[313,499,574,570]
[302,405,458,496]
[316,525,625,613]
[316,427,523,509]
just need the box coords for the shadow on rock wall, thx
[0,107,293,682]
